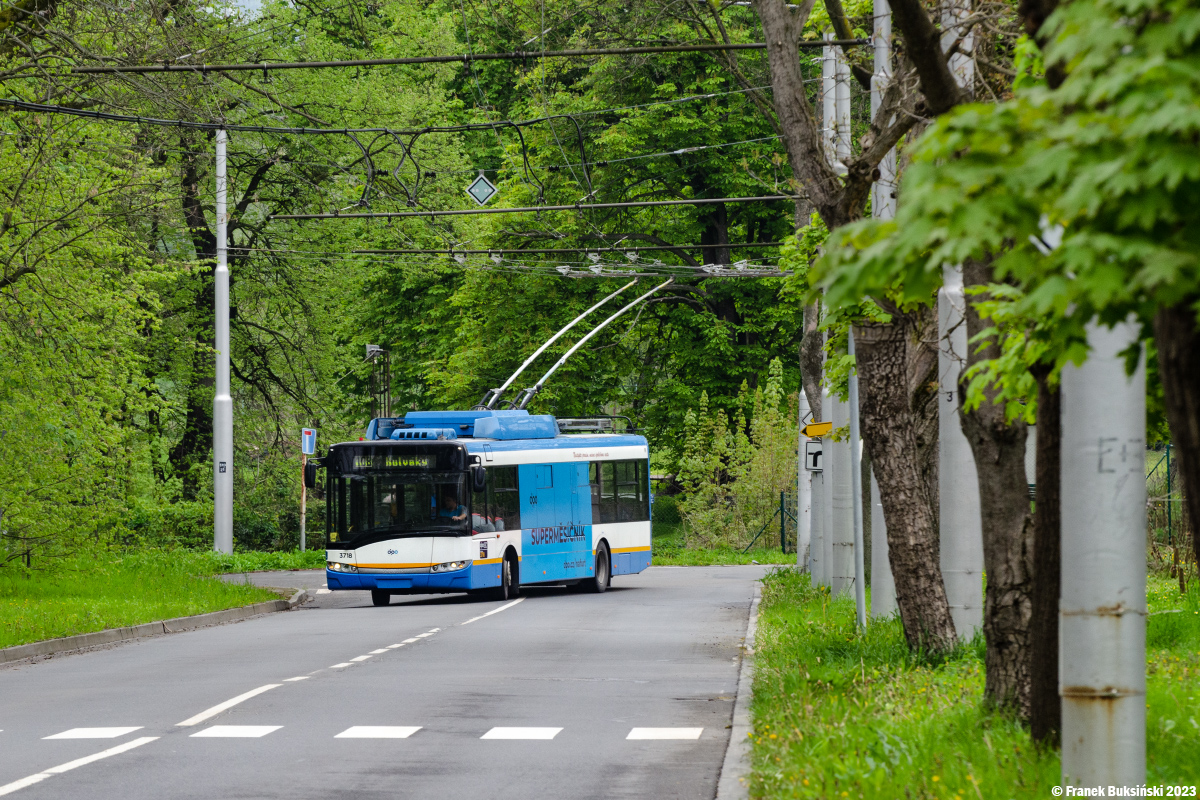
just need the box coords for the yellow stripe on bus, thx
[610,546,651,554]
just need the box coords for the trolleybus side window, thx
[491,466,521,531]
[589,460,649,524]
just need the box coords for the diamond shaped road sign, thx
[466,173,498,206]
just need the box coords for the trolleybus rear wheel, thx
[587,545,610,594]
[371,589,390,607]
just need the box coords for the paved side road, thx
[0,565,766,800]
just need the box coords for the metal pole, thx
[939,264,983,638]
[213,129,233,555]
[848,332,867,626]
[1060,319,1146,788]
[299,452,307,552]
[797,388,812,572]
[1166,444,1172,544]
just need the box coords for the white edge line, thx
[0,736,158,796]
[461,596,525,625]
[176,684,281,727]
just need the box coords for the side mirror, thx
[304,461,318,489]
[471,465,487,493]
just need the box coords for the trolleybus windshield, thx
[328,472,470,544]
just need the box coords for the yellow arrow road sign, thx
[802,421,833,437]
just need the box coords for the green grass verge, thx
[0,551,282,650]
[199,548,326,573]
[651,524,795,566]
[749,568,1200,798]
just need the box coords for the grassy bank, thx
[749,569,1200,799]
[0,551,282,650]
[651,524,795,566]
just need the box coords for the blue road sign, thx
[301,428,317,455]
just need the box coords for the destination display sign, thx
[351,454,433,470]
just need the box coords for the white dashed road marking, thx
[461,597,525,626]
[368,649,388,655]
[176,684,281,727]
[0,736,158,797]
[283,677,309,682]
[330,663,353,669]
[334,726,421,739]
[43,728,142,740]
[385,644,404,649]
[190,726,281,738]
[350,655,372,662]
[626,728,703,740]
[480,727,561,740]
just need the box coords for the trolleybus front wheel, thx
[586,544,610,594]
[371,589,390,607]
[495,551,520,601]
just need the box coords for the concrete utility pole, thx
[213,129,233,555]
[938,264,983,637]
[834,47,851,169]
[868,0,897,618]
[869,476,897,616]
[847,334,867,626]
[1060,320,1146,788]
[830,391,855,596]
[822,382,835,587]
[797,389,812,572]
[821,34,836,169]
[810,459,826,583]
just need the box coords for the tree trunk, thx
[800,302,823,421]
[1029,364,1062,746]
[958,259,1035,715]
[1153,301,1200,570]
[855,309,957,652]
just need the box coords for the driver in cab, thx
[439,492,468,523]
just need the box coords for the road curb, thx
[715,579,761,800]
[0,589,309,666]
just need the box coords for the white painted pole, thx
[822,382,835,588]
[834,46,851,171]
[830,391,854,597]
[867,0,897,612]
[869,473,897,616]
[1060,320,1146,788]
[848,333,867,626]
[871,0,896,220]
[797,389,812,572]
[810,466,826,583]
[821,35,836,169]
[938,264,983,638]
[213,129,233,555]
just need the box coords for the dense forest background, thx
[0,0,844,559]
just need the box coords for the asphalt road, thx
[0,565,765,800]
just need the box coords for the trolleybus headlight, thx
[327,562,358,573]
[430,560,470,573]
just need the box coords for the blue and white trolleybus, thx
[316,410,651,605]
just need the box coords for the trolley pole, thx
[1060,320,1146,788]
[213,129,233,555]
